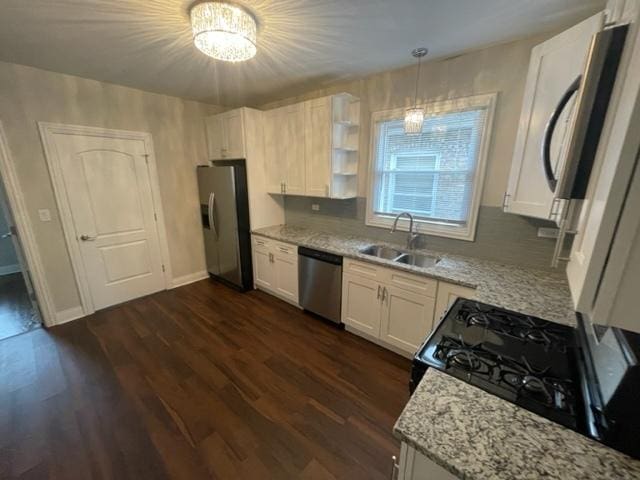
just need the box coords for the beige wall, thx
[0,61,222,314]
[257,33,552,206]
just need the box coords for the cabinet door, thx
[342,273,381,337]
[283,103,306,195]
[274,252,298,304]
[434,282,476,327]
[304,97,332,197]
[252,241,275,291]
[505,13,604,220]
[222,109,246,159]
[205,115,225,160]
[399,442,457,480]
[380,285,436,355]
[263,108,284,194]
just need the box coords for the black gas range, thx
[411,297,640,460]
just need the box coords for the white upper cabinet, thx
[304,96,333,197]
[263,104,305,195]
[504,13,604,221]
[205,109,246,160]
[262,93,359,199]
[263,108,284,194]
[283,103,306,195]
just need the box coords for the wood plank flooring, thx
[0,279,411,479]
[0,273,40,341]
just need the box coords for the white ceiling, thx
[0,0,605,106]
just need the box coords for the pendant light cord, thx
[413,56,422,108]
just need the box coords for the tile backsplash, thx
[284,197,557,270]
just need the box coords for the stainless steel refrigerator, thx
[197,161,253,291]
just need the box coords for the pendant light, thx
[404,47,428,134]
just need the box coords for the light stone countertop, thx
[394,369,640,480]
[252,224,576,326]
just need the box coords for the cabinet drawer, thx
[252,235,271,252]
[272,240,297,259]
[387,269,437,297]
[344,258,385,280]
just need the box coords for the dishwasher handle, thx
[298,246,343,266]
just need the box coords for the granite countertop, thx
[394,369,640,480]
[252,224,575,326]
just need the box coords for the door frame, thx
[38,122,173,317]
[0,121,55,326]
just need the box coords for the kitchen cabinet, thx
[342,259,437,356]
[251,235,298,305]
[504,13,604,221]
[264,104,305,195]
[204,108,285,231]
[262,93,359,199]
[381,285,436,353]
[252,236,275,290]
[304,96,332,197]
[205,108,246,160]
[434,282,477,327]
[342,273,381,337]
[396,442,457,480]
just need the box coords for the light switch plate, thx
[311,204,320,211]
[38,209,51,222]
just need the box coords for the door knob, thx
[80,234,96,241]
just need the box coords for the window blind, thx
[372,107,488,225]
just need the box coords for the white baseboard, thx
[55,306,85,325]
[171,270,209,289]
[0,263,20,275]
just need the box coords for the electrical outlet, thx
[537,227,559,239]
[38,209,51,222]
[311,204,320,211]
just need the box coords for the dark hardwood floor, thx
[0,279,411,479]
[0,272,40,341]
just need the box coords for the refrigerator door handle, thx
[208,192,218,239]
[541,75,582,193]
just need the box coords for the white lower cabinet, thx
[342,273,381,337]
[251,236,298,305]
[396,442,457,480]
[381,285,437,354]
[434,282,477,327]
[342,259,440,357]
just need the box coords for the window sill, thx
[365,214,477,242]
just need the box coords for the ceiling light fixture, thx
[190,1,257,62]
[405,47,428,134]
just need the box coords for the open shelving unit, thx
[330,93,360,199]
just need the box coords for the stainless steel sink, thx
[359,245,404,260]
[395,253,440,268]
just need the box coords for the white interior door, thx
[49,132,166,311]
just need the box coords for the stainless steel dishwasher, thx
[298,247,343,324]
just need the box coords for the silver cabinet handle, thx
[390,455,399,480]
[277,246,290,253]
[268,252,274,263]
[284,182,287,194]
[80,234,96,241]
[325,184,330,197]
[377,285,382,299]
[382,286,388,303]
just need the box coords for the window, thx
[366,94,496,241]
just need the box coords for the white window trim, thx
[365,93,497,242]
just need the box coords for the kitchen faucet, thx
[391,212,420,250]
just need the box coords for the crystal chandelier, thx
[405,48,428,134]
[190,2,257,62]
